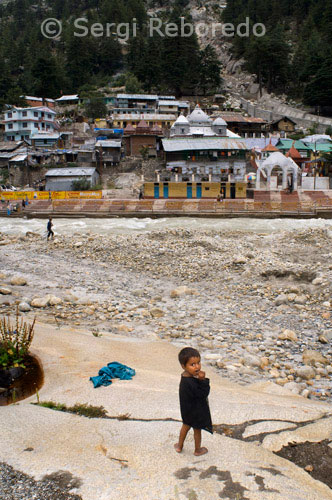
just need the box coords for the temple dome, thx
[188,104,211,124]
[212,116,227,126]
[173,113,189,125]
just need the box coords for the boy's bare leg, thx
[174,424,191,453]
[193,428,208,456]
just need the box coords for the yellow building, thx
[144,182,247,199]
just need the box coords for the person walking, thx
[47,217,54,240]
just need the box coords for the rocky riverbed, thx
[1,225,331,402]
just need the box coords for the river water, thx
[1,216,332,236]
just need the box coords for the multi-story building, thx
[3,107,58,142]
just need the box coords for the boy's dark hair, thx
[178,347,200,367]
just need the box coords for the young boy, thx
[174,347,212,456]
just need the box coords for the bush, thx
[72,178,91,191]
[0,309,36,369]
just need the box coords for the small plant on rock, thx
[0,308,36,369]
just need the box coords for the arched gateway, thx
[255,152,299,190]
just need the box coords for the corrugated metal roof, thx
[0,152,16,158]
[244,138,278,149]
[9,154,28,162]
[113,113,176,120]
[56,95,79,101]
[158,95,176,100]
[117,94,158,100]
[158,100,189,107]
[277,139,311,150]
[24,96,42,101]
[45,167,96,177]
[162,138,248,152]
[31,133,60,140]
[95,140,121,148]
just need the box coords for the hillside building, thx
[3,107,58,142]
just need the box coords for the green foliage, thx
[222,0,332,103]
[140,146,149,160]
[34,401,108,418]
[325,126,332,136]
[288,131,305,141]
[72,177,92,191]
[84,94,108,120]
[0,308,36,369]
[307,122,319,135]
[125,73,143,94]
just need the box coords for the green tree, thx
[199,45,222,95]
[303,57,332,107]
[125,73,143,93]
[84,95,108,120]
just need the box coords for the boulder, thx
[243,354,261,368]
[150,308,165,318]
[294,295,307,305]
[31,297,50,308]
[232,256,247,265]
[296,366,315,380]
[0,288,12,295]
[302,349,329,366]
[278,329,298,342]
[18,302,31,312]
[10,277,27,286]
[275,294,288,306]
[47,295,63,306]
[170,286,197,298]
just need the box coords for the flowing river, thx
[1,216,332,236]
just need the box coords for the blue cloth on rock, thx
[90,361,136,388]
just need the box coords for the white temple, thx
[170,105,240,138]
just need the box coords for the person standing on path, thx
[174,347,212,456]
[47,217,54,240]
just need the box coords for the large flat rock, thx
[1,322,332,499]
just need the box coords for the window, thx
[181,128,185,134]
[48,114,52,119]
[22,111,27,117]
[44,139,48,144]
[22,123,27,128]
[34,123,38,128]
[8,124,13,129]
[8,112,12,118]
[34,112,38,117]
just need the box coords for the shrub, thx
[0,309,36,369]
[72,178,91,191]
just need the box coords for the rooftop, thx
[162,137,247,152]
[45,167,96,177]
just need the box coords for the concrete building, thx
[4,107,58,142]
[123,121,163,157]
[111,113,176,130]
[45,167,99,191]
[95,140,122,166]
[163,105,248,184]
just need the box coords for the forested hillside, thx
[0,0,331,107]
[223,0,332,108]
[0,0,221,104]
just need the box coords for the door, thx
[196,183,202,199]
[154,183,159,199]
[230,183,236,199]
[163,183,169,198]
[187,183,192,198]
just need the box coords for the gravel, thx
[0,462,83,500]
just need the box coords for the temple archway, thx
[256,152,299,190]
